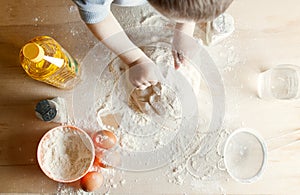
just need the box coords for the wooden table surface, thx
[0,0,300,194]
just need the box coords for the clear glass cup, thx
[257,64,300,100]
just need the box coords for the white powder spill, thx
[39,126,93,181]
[69,2,242,194]
[57,184,93,195]
[57,167,125,194]
[131,82,182,125]
[165,128,232,190]
[102,53,180,151]
[93,44,211,153]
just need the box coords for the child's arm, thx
[86,12,158,89]
[87,12,146,66]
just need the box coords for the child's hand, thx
[172,22,196,70]
[128,56,158,90]
[85,13,158,90]
[172,38,186,70]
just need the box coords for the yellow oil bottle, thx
[20,36,80,89]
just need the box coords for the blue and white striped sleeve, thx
[72,0,114,24]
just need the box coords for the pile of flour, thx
[95,44,207,152]
[40,127,93,181]
[130,82,182,130]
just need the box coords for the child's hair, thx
[147,0,233,22]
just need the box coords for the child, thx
[72,0,233,89]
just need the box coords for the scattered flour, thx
[56,168,125,195]
[95,46,175,151]
[130,82,182,130]
[94,44,210,153]
[72,3,240,193]
[39,126,93,181]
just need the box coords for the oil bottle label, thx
[62,48,79,74]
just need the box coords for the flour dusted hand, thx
[172,22,196,70]
[172,32,189,70]
[128,56,158,90]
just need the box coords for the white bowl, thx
[223,128,267,183]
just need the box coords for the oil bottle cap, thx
[23,43,45,63]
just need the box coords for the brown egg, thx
[80,171,104,192]
[92,130,117,149]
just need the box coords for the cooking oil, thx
[20,36,80,89]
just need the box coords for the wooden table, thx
[0,0,299,193]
